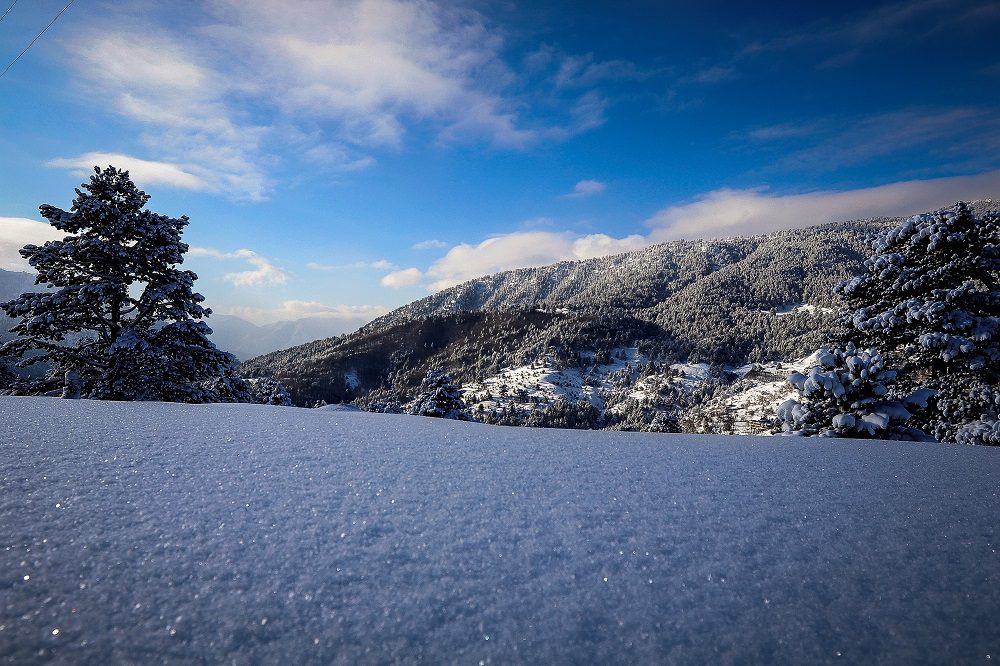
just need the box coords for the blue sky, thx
[1,0,998,329]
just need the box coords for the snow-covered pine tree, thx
[776,344,934,439]
[0,166,236,401]
[834,202,1000,443]
[407,369,470,420]
[0,359,16,392]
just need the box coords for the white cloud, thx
[562,179,607,198]
[188,247,254,260]
[47,153,209,191]
[0,218,63,272]
[412,239,448,250]
[369,259,395,271]
[305,259,395,271]
[63,0,626,200]
[189,246,292,286]
[645,170,1000,240]
[66,31,269,201]
[553,53,646,89]
[420,230,647,290]
[385,170,1000,292]
[221,301,389,325]
[381,267,424,288]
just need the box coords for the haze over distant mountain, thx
[207,314,362,361]
[0,269,40,344]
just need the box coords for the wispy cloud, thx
[47,152,210,192]
[562,179,607,199]
[412,239,448,250]
[743,0,998,63]
[549,51,649,89]
[62,0,634,200]
[189,246,292,286]
[681,65,737,85]
[0,218,63,272]
[305,259,395,271]
[746,108,1000,174]
[66,31,269,201]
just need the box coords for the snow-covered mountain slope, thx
[363,218,889,331]
[244,216,894,406]
[2,396,998,663]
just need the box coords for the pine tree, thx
[0,359,16,392]
[0,166,236,401]
[776,344,934,439]
[834,202,1000,442]
[407,369,470,420]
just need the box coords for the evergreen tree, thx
[407,369,470,420]
[834,202,1000,442]
[0,166,235,401]
[0,359,16,392]
[776,344,934,439]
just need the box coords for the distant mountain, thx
[0,269,41,343]
[242,215,899,407]
[207,314,361,361]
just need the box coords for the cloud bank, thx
[645,170,1000,240]
[221,301,389,326]
[387,170,1000,291]
[0,218,63,272]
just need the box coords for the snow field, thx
[1,396,998,664]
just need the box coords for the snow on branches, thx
[777,344,933,440]
[833,201,999,443]
[0,166,246,402]
[407,369,470,420]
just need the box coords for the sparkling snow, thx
[1,396,998,663]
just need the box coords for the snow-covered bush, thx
[355,387,403,414]
[776,344,933,439]
[835,202,999,442]
[955,418,1000,446]
[407,369,470,420]
[245,377,293,406]
[202,374,293,406]
[0,167,237,402]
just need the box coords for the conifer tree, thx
[776,344,934,439]
[834,202,1000,442]
[1,166,235,401]
[407,369,470,420]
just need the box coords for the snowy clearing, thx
[1,397,998,664]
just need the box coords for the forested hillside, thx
[243,216,896,407]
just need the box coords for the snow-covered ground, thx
[462,348,647,418]
[2,396,998,663]
[687,355,822,435]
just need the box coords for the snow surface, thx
[463,348,646,414]
[760,303,836,317]
[1,397,999,664]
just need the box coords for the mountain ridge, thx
[242,214,904,407]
